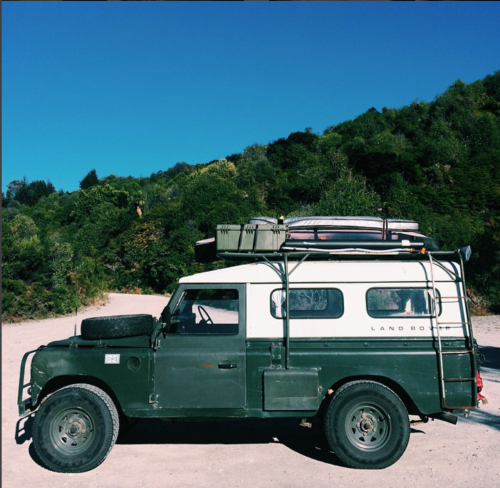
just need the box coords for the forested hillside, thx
[3,73,500,321]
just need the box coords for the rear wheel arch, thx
[322,375,420,417]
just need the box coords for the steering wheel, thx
[198,305,214,325]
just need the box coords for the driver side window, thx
[169,288,239,335]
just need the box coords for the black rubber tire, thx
[81,314,154,340]
[324,381,410,469]
[32,384,119,473]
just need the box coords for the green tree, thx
[176,162,263,234]
[6,178,56,206]
[315,169,382,216]
[72,184,131,223]
[79,169,99,190]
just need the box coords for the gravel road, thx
[2,293,499,488]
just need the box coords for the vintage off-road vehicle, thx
[18,217,485,472]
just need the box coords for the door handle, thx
[218,363,237,369]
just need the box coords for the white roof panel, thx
[179,260,460,284]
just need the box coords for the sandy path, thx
[2,293,499,488]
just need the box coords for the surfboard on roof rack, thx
[194,216,441,263]
[250,215,419,230]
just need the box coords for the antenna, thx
[73,283,79,340]
[69,269,79,344]
[74,305,77,338]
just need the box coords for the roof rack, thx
[194,216,445,263]
[214,248,469,262]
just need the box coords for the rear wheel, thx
[33,384,119,473]
[324,381,410,469]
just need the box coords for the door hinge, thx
[270,342,283,368]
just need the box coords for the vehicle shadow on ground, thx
[116,416,426,467]
[15,415,47,469]
[27,444,45,469]
[15,413,35,445]
[480,346,500,371]
[117,416,344,466]
[461,408,500,432]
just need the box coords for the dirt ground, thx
[2,293,499,488]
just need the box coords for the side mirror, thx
[161,305,171,337]
[161,305,171,325]
[460,245,472,262]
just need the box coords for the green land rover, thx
[18,218,486,472]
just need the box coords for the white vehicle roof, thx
[180,259,460,285]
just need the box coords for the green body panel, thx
[153,333,246,409]
[29,337,154,415]
[442,351,477,408]
[26,334,475,419]
[245,338,475,415]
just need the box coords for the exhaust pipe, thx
[428,412,458,425]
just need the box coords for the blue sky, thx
[3,1,500,194]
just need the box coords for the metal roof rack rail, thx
[194,216,453,263]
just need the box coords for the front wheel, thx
[324,381,410,469]
[32,384,119,473]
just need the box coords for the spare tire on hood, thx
[81,314,155,340]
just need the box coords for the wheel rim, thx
[344,402,390,451]
[50,408,95,455]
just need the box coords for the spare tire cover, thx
[81,314,154,340]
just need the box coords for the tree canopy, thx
[3,72,500,320]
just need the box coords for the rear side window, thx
[271,288,343,319]
[367,288,440,318]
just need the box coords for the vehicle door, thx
[154,284,246,409]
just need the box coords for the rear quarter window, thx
[271,288,343,319]
[366,288,440,318]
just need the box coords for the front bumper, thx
[17,348,41,416]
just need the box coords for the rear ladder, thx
[427,251,477,410]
